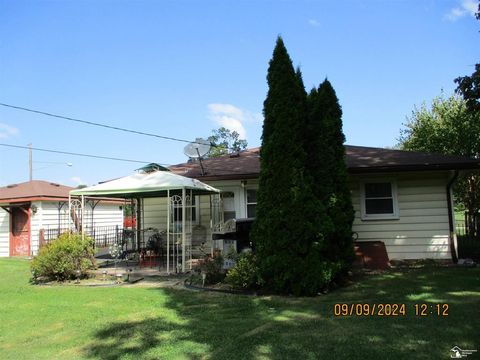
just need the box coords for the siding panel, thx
[352,172,452,260]
[142,195,213,246]
[0,208,9,257]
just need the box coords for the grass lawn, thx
[0,259,479,360]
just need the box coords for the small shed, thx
[0,180,123,257]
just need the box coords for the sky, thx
[0,0,478,187]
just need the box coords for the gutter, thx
[348,162,480,174]
[446,170,459,263]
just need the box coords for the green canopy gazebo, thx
[70,166,220,273]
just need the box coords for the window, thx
[221,192,236,221]
[246,189,257,218]
[173,195,200,224]
[361,181,398,220]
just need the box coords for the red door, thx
[10,207,30,256]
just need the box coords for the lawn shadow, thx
[83,267,480,360]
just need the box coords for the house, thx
[155,145,480,262]
[0,180,124,257]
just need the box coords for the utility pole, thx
[28,143,32,181]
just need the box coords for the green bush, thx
[457,235,480,262]
[226,252,259,290]
[31,233,96,282]
[195,252,225,285]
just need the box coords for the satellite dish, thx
[183,138,211,159]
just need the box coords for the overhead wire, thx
[0,102,253,175]
[0,143,166,165]
[0,102,219,148]
[0,143,257,176]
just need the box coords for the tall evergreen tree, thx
[306,79,355,270]
[252,38,330,295]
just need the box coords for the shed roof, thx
[169,145,480,180]
[0,180,73,204]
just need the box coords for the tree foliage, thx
[307,80,355,268]
[399,94,480,232]
[251,38,352,295]
[455,2,480,112]
[251,37,322,295]
[206,127,247,158]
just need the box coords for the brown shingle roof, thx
[0,180,73,203]
[169,145,480,180]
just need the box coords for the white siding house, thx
[166,146,480,263]
[189,173,452,260]
[140,172,453,261]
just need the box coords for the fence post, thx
[39,229,45,248]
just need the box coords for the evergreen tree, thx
[306,79,355,270]
[251,37,329,295]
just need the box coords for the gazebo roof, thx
[70,169,220,198]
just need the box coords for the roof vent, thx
[136,163,170,173]
[229,152,240,158]
[6,184,17,188]
[49,183,60,187]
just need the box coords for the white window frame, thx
[173,195,200,225]
[245,188,258,218]
[221,191,236,221]
[360,180,399,220]
[192,195,200,225]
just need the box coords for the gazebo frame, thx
[69,169,220,273]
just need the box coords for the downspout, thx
[447,170,459,263]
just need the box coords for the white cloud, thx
[207,103,263,139]
[0,123,19,139]
[70,176,85,186]
[308,19,320,27]
[462,0,479,14]
[445,0,478,21]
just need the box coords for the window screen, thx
[364,183,394,215]
[247,189,257,218]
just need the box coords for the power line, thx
[0,102,216,147]
[0,143,168,165]
[0,142,258,176]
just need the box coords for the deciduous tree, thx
[399,94,480,234]
[455,2,480,112]
[206,127,247,158]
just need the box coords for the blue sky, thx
[0,0,478,187]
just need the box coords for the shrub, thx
[225,252,259,290]
[31,233,96,282]
[457,235,480,262]
[195,251,225,285]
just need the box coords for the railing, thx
[39,225,125,248]
[456,222,468,237]
[456,212,480,239]
[455,214,479,261]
